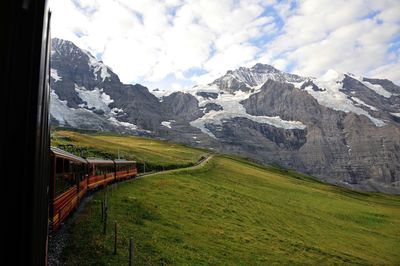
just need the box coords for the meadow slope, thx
[59,143,400,265]
[51,130,207,171]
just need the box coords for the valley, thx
[53,131,400,265]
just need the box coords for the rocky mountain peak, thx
[250,63,280,73]
[211,63,306,93]
[51,38,116,84]
[52,38,84,59]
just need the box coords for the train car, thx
[114,159,137,181]
[48,149,138,232]
[49,147,88,230]
[87,159,116,189]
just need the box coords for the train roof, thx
[50,147,87,164]
[50,147,136,165]
[114,159,136,164]
[86,158,114,164]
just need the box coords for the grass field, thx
[51,130,207,171]
[60,146,400,265]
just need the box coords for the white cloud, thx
[262,0,400,81]
[50,0,274,87]
[189,44,259,85]
[367,63,400,84]
[50,0,400,88]
[272,58,289,71]
[203,43,259,79]
[170,82,183,90]
[288,20,398,76]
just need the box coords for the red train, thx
[49,147,137,230]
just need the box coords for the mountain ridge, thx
[49,38,400,193]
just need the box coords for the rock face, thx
[241,79,400,192]
[161,92,203,122]
[50,38,400,194]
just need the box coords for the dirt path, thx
[136,154,213,179]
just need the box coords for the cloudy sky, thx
[50,0,400,90]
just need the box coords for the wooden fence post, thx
[103,203,108,234]
[101,201,104,221]
[129,238,134,266]
[114,221,117,255]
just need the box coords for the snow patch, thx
[111,108,124,114]
[391,112,400,118]
[74,85,114,112]
[361,79,392,98]
[51,68,62,82]
[161,120,175,129]
[346,144,352,155]
[288,81,305,89]
[351,97,378,111]
[108,117,138,130]
[149,89,175,100]
[347,73,392,98]
[84,51,111,82]
[50,89,142,132]
[189,84,221,106]
[305,70,385,127]
[50,90,98,127]
[189,88,306,138]
[50,90,69,126]
[192,84,220,93]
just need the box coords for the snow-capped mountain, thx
[211,63,306,93]
[50,38,170,133]
[50,38,400,193]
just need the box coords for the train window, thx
[79,164,86,181]
[71,162,85,181]
[63,160,70,173]
[95,165,102,175]
[55,171,76,197]
[56,158,63,173]
[117,164,130,172]
[97,165,104,175]
[93,164,114,175]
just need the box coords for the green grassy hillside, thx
[60,140,400,265]
[51,130,207,171]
